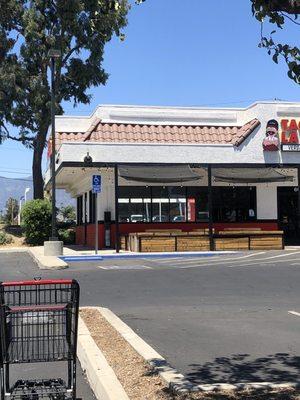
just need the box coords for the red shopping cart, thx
[0,279,80,399]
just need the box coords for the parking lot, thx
[1,249,300,385]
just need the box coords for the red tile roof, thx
[54,118,260,149]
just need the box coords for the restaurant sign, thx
[281,119,300,152]
[263,119,300,152]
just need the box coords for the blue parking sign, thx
[92,175,101,193]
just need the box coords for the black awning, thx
[119,165,202,183]
[213,168,294,183]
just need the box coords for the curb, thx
[0,247,29,253]
[93,307,300,394]
[0,247,68,270]
[61,255,103,262]
[60,251,236,262]
[77,315,130,400]
[28,248,68,270]
[85,306,193,393]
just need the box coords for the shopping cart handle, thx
[1,279,75,286]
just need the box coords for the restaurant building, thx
[44,101,300,250]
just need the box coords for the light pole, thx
[24,187,30,203]
[18,196,24,226]
[48,48,61,241]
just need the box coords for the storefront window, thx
[152,187,170,222]
[117,186,256,223]
[118,187,151,222]
[89,191,96,223]
[212,187,256,222]
[187,188,209,222]
[77,195,83,225]
[169,187,186,222]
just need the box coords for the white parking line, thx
[175,256,300,269]
[99,265,152,270]
[147,257,183,263]
[227,257,300,268]
[288,311,300,317]
[258,251,300,260]
[169,252,270,268]
[158,252,266,267]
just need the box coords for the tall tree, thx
[252,0,300,83]
[0,0,129,199]
[4,198,19,225]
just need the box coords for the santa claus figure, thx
[263,119,279,151]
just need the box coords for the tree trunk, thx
[32,131,47,199]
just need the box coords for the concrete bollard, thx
[44,241,63,256]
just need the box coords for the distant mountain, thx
[0,176,75,212]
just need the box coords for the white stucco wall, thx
[48,102,300,173]
[256,186,278,220]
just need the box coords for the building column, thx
[84,192,88,246]
[297,167,300,238]
[114,165,120,253]
[208,165,214,251]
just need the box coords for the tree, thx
[21,199,51,244]
[252,0,300,83]
[59,205,76,221]
[0,0,130,199]
[4,198,19,225]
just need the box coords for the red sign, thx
[280,119,300,151]
[281,119,300,144]
[262,119,280,151]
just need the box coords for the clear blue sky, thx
[0,0,299,179]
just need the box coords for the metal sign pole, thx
[95,192,98,255]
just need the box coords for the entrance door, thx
[278,187,299,244]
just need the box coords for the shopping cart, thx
[0,279,80,399]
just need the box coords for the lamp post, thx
[18,196,24,226]
[48,48,61,241]
[24,187,30,203]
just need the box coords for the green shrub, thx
[58,228,75,245]
[21,199,52,245]
[0,231,13,245]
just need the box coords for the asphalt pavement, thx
[0,252,95,400]
[0,250,300,385]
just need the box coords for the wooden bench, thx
[223,227,262,232]
[127,232,210,252]
[216,230,284,250]
[145,229,182,233]
[121,229,284,252]
[192,228,215,234]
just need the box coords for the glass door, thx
[278,187,299,244]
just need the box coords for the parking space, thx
[1,250,300,385]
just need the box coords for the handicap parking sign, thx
[92,175,101,193]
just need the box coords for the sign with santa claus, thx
[262,118,300,152]
[262,119,280,151]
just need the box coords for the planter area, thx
[120,228,284,252]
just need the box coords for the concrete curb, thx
[0,246,68,270]
[77,315,130,400]
[92,306,300,394]
[85,306,193,393]
[60,250,237,262]
[0,247,29,253]
[28,247,68,270]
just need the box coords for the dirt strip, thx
[80,309,300,400]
